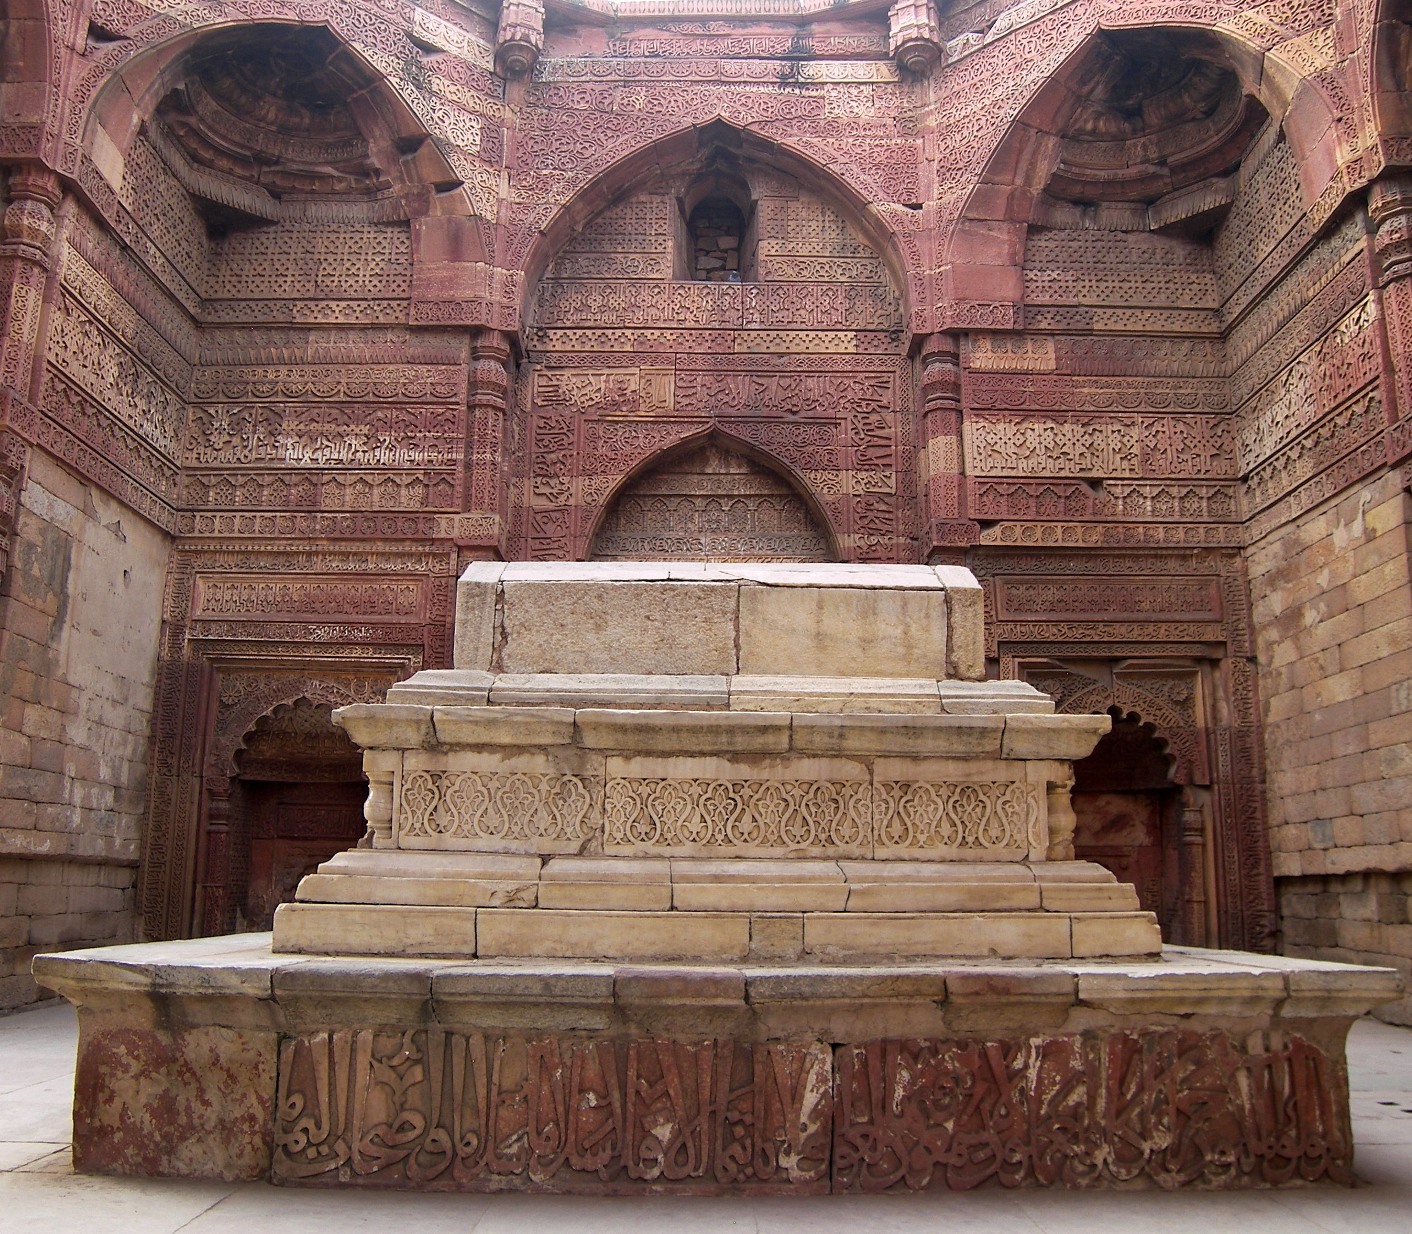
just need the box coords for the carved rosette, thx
[495,0,545,78]
[888,0,944,75]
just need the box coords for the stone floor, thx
[1,1000,1409,1232]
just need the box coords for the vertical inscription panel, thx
[274,1031,832,1192]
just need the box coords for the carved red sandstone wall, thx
[0,0,1407,1000]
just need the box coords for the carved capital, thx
[888,0,944,74]
[1369,175,1412,285]
[495,0,545,77]
[1,165,60,262]
[919,332,961,413]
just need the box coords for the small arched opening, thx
[1071,706,1199,942]
[224,699,367,931]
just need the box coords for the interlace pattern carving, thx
[604,777,873,853]
[399,770,594,847]
[873,781,1040,854]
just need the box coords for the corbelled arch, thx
[515,117,916,563]
[1371,0,1412,169]
[0,0,58,160]
[519,118,911,331]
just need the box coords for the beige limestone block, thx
[748,913,804,960]
[730,676,942,714]
[791,713,1004,757]
[499,580,738,675]
[837,859,1034,882]
[295,873,538,909]
[334,704,436,750]
[433,962,619,1032]
[539,856,672,910]
[489,673,730,709]
[454,562,505,670]
[1039,882,1140,912]
[477,908,751,961]
[704,563,944,588]
[933,566,985,680]
[738,583,948,679]
[803,912,1072,959]
[674,883,849,912]
[937,680,1053,714]
[1032,860,1120,883]
[315,849,542,879]
[398,748,604,855]
[1074,965,1284,1016]
[1002,713,1111,760]
[943,967,1077,1032]
[386,670,494,707]
[670,858,845,883]
[1069,912,1163,958]
[575,709,791,754]
[870,758,1037,861]
[433,706,576,747]
[613,966,746,1005]
[272,903,477,957]
[844,880,1040,912]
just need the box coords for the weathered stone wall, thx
[1280,872,1412,1025]
[0,452,168,1007]
[1251,471,1412,874]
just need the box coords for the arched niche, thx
[517,121,912,563]
[588,435,838,562]
[201,697,367,935]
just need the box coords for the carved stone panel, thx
[590,442,834,561]
[274,1031,833,1191]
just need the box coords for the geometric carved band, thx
[397,770,1042,856]
[271,1029,1349,1191]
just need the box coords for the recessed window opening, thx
[688,195,748,282]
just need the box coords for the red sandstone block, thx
[1351,775,1412,817]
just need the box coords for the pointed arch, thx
[520,118,910,326]
[584,427,841,563]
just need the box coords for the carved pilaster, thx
[1369,176,1412,438]
[888,0,944,75]
[465,328,513,555]
[1046,775,1077,862]
[495,0,544,78]
[0,164,58,397]
[919,333,977,559]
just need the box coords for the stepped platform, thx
[34,562,1402,1191]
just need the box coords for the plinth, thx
[35,563,1401,1191]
